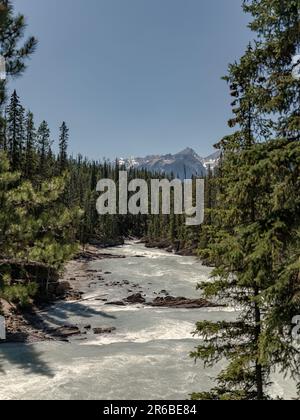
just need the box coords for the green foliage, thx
[1,282,38,308]
[0,0,37,106]
[0,152,82,269]
[0,149,82,308]
[192,0,300,400]
[37,120,52,177]
[5,90,25,170]
[58,121,69,173]
[24,111,37,179]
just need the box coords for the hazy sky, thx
[12,0,251,159]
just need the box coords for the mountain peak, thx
[118,148,220,179]
[177,147,197,156]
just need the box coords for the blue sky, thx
[12,0,251,159]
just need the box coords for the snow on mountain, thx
[119,148,220,179]
[200,151,221,171]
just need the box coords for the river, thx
[0,242,295,400]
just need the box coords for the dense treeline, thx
[1,88,213,252]
[0,89,162,303]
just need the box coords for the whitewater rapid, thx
[0,242,295,400]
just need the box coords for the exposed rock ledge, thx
[148,296,218,309]
[105,293,220,309]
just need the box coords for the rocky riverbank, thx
[0,245,126,344]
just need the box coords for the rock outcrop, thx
[125,293,146,304]
[93,327,116,335]
[149,296,217,309]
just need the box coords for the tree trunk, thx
[254,286,264,400]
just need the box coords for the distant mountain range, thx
[119,148,220,179]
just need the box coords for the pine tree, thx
[0,0,37,106]
[0,112,6,150]
[243,0,300,141]
[37,120,52,176]
[0,1,37,308]
[5,90,25,170]
[0,0,37,173]
[192,0,300,400]
[58,121,69,173]
[24,111,37,179]
[0,150,82,268]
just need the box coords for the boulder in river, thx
[53,325,81,338]
[105,301,126,306]
[125,293,146,304]
[93,327,116,335]
[149,296,217,309]
[55,281,71,296]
